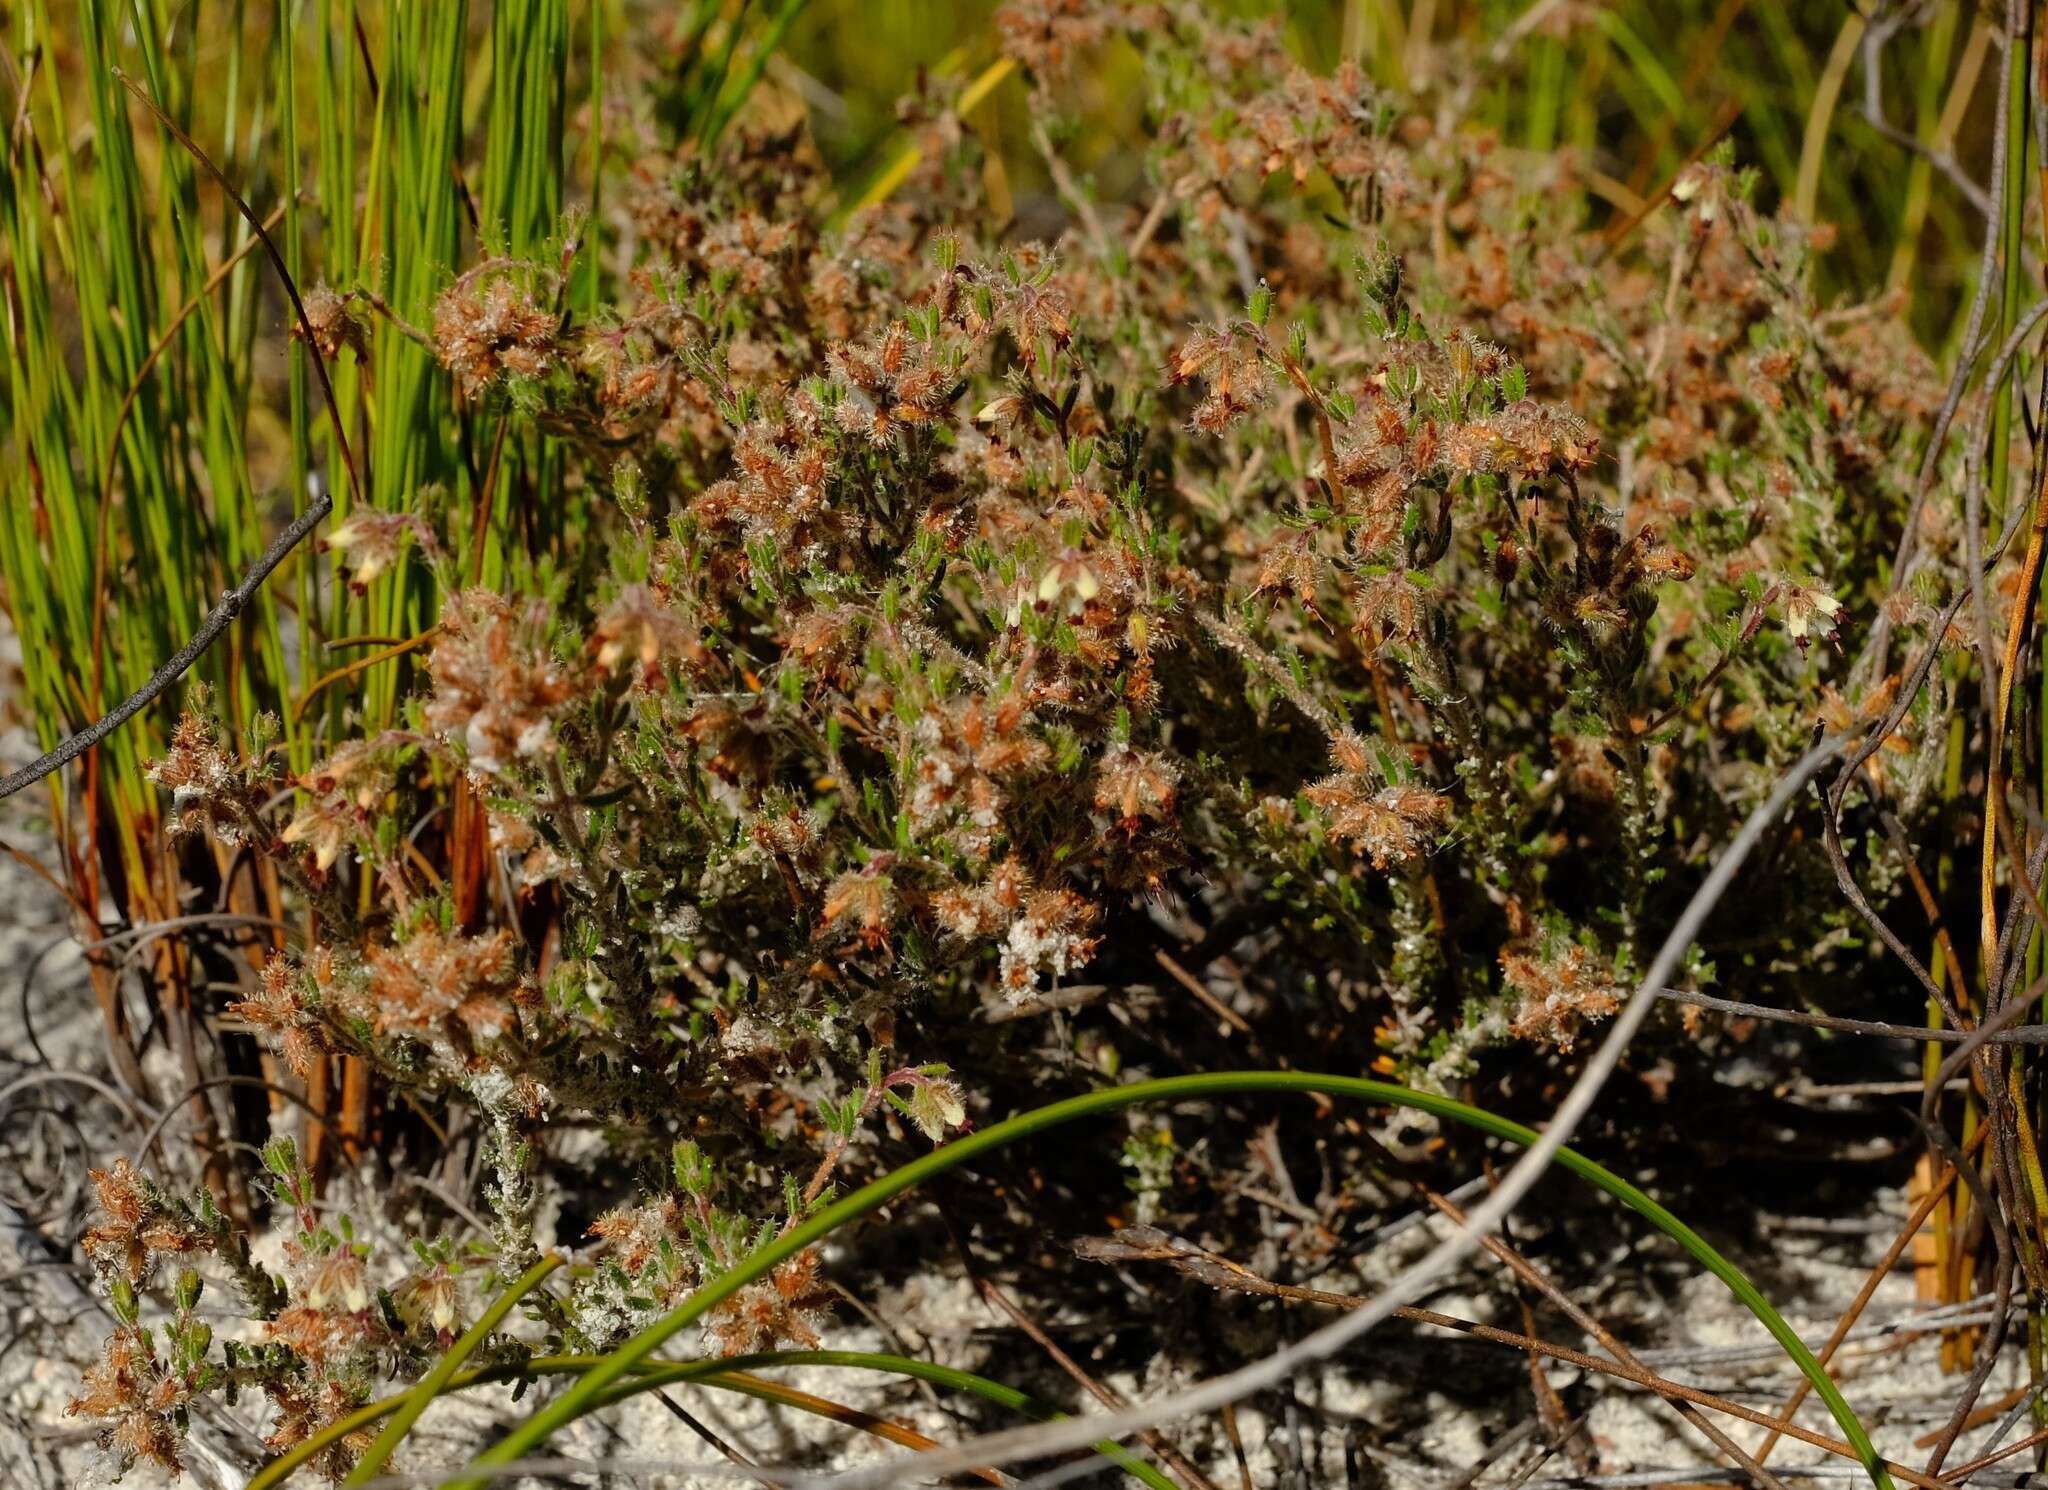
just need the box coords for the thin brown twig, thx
[1216,1403,1252,1490]
[1750,1134,1982,1467]
[1154,950,1256,1038]
[1652,988,2048,1044]
[1631,607,1762,741]
[1078,1227,1961,1490]
[1419,1161,1788,1490]
[1594,95,1744,263]
[1879,808,1970,1016]
[0,835,90,919]
[293,628,441,722]
[1125,191,1175,268]
[1913,1381,2034,1450]
[1945,1423,2048,1481]
[1028,116,1112,264]
[975,1273,1224,1490]
[643,1388,777,1489]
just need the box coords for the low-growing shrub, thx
[21,2,2006,1481]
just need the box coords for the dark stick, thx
[0,71,363,806]
[0,502,330,804]
[1652,988,2048,1045]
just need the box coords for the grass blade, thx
[250,1348,1175,1490]
[447,1071,1895,1490]
[342,1251,565,1486]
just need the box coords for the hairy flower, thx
[365,928,526,1064]
[258,1369,377,1477]
[68,1325,186,1474]
[1169,324,1272,432]
[292,1240,371,1313]
[282,735,414,873]
[709,1249,831,1355]
[392,1266,465,1337]
[1305,737,1448,869]
[901,1070,969,1143]
[426,591,585,775]
[295,285,370,364]
[934,856,1035,938]
[281,798,355,873]
[229,960,329,1081]
[1094,744,1179,828]
[1777,579,1842,646]
[1501,943,1622,1052]
[821,861,898,952]
[435,272,561,395]
[910,693,1050,860]
[997,887,1101,1003]
[591,582,703,685]
[1490,397,1600,476]
[321,509,439,590]
[148,712,264,845]
[995,0,1112,78]
[80,1160,204,1285]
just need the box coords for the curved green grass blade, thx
[342,1251,564,1485]
[247,1349,1175,1490]
[446,1072,1893,1490]
[583,1350,1176,1490]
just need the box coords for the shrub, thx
[20,2,2000,1482]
